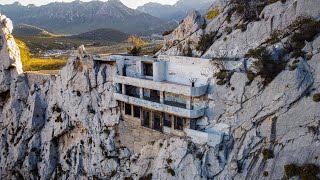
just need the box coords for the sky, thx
[0,0,178,9]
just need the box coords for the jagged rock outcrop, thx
[1,0,320,179]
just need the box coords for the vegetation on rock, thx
[313,93,320,102]
[196,32,216,53]
[245,47,286,85]
[207,9,220,20]
[284,164,320,180]
[127,35,148,56]
[262,149,274,159]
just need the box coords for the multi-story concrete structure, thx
[94,55,226,151]
[95,55,212,134]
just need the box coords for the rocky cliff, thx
[1,0,320,179]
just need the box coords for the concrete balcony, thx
[114,76,208,97]
[114,93,205,119]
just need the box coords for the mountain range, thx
[137,0,212,21]
[0,0,176,35]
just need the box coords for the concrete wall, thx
[158,55,217,86]
[117,115,171,153]
[114,93,205,118]
[153,61,166,82]
[185,128,223,147]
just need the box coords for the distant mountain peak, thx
[0,0,176,35]
[137,0,211,21]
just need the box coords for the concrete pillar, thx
[122,84,126,95]
[186,97,192,110]
[150,111,154,129]
[139,87,144,99]
[171,115,175,131]
[131,104,134,117]
[160,91,164,104]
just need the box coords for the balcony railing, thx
[114,93,205,119]
[114,75,208,97]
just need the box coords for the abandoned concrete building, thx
[94,55,226,152]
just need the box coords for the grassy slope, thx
[16,39,67,72]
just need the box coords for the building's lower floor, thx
[120,102,197,136]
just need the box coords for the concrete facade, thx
[114,93,205,118]
[95,55,223,147]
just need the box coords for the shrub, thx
[313,93,320,102]
[166,168,175,176]
[214,70,229,86]
[263,171,269,177]
[245,47,286,85]
[196,32,216,53]
[262,149,274,159]
[225,27,233,34]
[284,164,299,178]
[266,30,281,45]
[207,9,220,19]
[166,158,173,164]
[139,174,152,180]
[284,164,320,180]
[300,164,320,180]
[201,21,207,30]
[163,30,174,36]
[196,152,204,160]
[127,46,141,56]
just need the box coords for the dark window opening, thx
[143,63,153,77]
[125,103,132,116]
[174,116,184,131]
[125,85,139,98]
[118,84,122,93]
[143,110,150,128]
[133,106,141,118]
[153,113,162,131]
[190,119,196,130]
[144,89,160,103]
[164,114,172,127]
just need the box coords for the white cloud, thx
[0,0,178,9]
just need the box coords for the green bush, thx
[207,9,220,19]
[284,164,299,178]
[262,149,274,159]
[201,21,207,30]
[214,70,229,86]
[166,158,173,164]
[284,164,320,180]
[225,27,233,34]
[139,174,152,180]
[127,46,142,56]
[313,93,320,102]
[196,32,216,53]
[245,47,286,85]
[166,168,175,176]
[196,152,204,160]
[263,171,269,177]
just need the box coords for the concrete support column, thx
[131,104,134,116]
[160,91,164,104]
[171,115,175,131]
[186,97,192,110]
[139,87,144,99]
[150,111,154,129]
[122,84,126,95]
